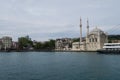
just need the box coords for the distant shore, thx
[0,49,97,52]
[0,50,120,54]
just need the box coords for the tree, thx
[33,39,55,50]
[48,39,55,49]
[18,36,33,50]
[73,38,80,42]
[34,42,43,49]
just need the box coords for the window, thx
[92,38,94,42]
[89,39,91,42]
[95,38,97,42]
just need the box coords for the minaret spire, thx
[87,18,89,36]
[80,17,82,44]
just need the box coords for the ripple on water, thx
[0,52,120,80]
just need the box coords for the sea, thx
[0,52,120,80]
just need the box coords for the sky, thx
[0,0,120,41]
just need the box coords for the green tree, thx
[18,36,33,50]
[34,42,43,49]
[48,39,55,49]
[73,38,79,42]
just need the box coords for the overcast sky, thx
[0,0,120,41]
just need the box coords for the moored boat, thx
[97,43,120,53]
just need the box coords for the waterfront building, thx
[2,36,12,49]
[0,39,3,50]
[72,38,86,51]
[12,42,18,50]
[55,38,72,50]
[72,18,108,51]
[72,42,80,50]
[86,27,108,51]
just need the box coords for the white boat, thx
[97,43,120,53]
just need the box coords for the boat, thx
[97,43,120,53]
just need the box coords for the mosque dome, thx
[89,27,105,35]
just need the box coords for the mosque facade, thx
[72,18,108,51]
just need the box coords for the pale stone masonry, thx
[86,27,108,51]
[55,38,72,50]
[72,18,108,51]
[1,36,12,49]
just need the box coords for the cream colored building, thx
[72,42,86,51]
[86,27,108,51]
[72,18,108,51]
[72,42,80,50]
[2,36,12,49]
[55,38,72,50]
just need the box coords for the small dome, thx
[89,27,105,35]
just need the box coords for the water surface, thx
[0,52,120,80]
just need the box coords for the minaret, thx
[87,18,89,36]
[80,17,82,44]
[86,18,90,49]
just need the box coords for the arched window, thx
[92,38,94,42]
[95,38,97,42]
[89,39,91,42]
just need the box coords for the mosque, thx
[72,18,108,51]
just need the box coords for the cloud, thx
[0,0,119,41]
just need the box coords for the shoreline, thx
[0,49,98,52]
[0,50,119,54]
[0,49,97,52]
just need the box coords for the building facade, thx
[0,39,3,50]
[2,36,12,49]
[86,27,108,51]
[72,18,108,51]
[55,38,72,50]
[12,41,18,50]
